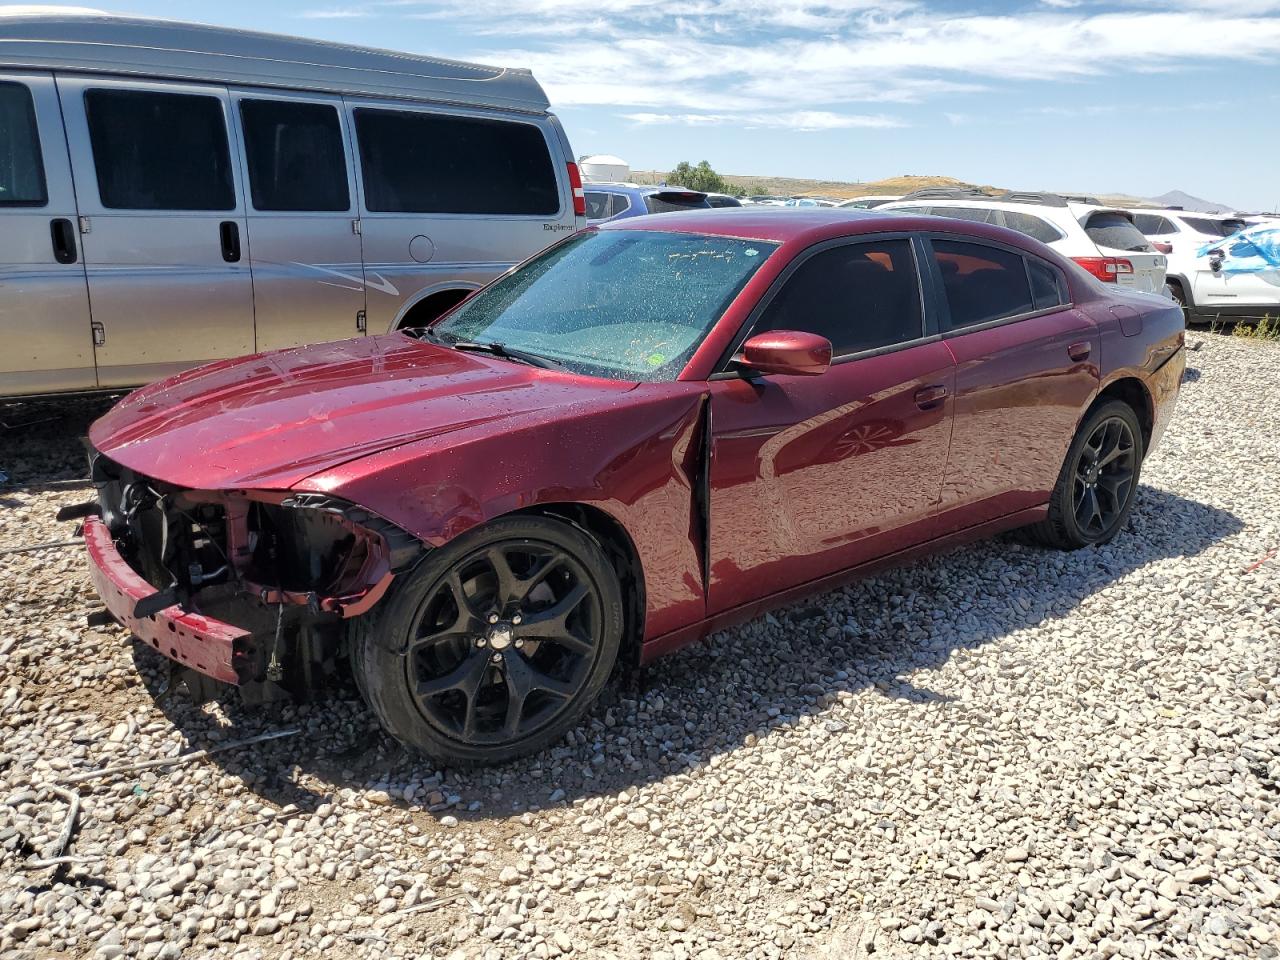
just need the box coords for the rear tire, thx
[1026,400,1144,550]
[351,515,623,766]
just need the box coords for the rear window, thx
[932,240,1035,330]
[0,81,46,206]
[1000,210,1064,244]
[1131,213,1176,235]
[240,99,349,212]
[1181,216,1233,236]
[85,89,234,211]
[1083,212,1152,253]
[1219,219,1247,237]
[644,192,708,214]
[354,108,559,215]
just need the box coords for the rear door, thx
[58,77,255,387]
[0,71,95,395]
[926,238,1100,534]
[346,101,572,332]
[231,90,366,351]
[1081,210,1166,294]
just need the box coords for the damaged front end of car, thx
[66,451,424,704]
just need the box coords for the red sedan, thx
[78,209,1185,764]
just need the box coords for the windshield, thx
[432,230,778,381]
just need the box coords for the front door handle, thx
[914,384,948,410]
[50,218,77,264]
[219,221,241,263]
[1068,341,1092,362]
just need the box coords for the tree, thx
[750,184,768,197]
[667,159,729,194]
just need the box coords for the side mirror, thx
[737,330,832,377]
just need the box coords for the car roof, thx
[0,12,550,112]
[599,207,1065,254]
[1125,208,1231,219]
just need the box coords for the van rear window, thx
[354,108,559,216]
[0,82,47,206]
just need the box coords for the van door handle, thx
[913,384,949,409]
[50,218,77,264]
[1068,341,1092,362]
[219,221,241,263]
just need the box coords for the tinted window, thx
[1028,259,1069,310]
[585,191,612,220]
[354,108,558,215]
[706,195,742,208]
[434,231,777,381]
[1181,216,1227,236]
[644,192,709,214]
[932,240,1035,330]
[1000,210,1064,244]
[0,82,46,206]
[240,99,349,212]
[1083,212,1152,252]
[1219,219,1247,237]
[84,89,234,210]
[752,240,923,356]
[1132,213,1175,235]
[929,205,996,223]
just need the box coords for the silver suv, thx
[0,14,585,397]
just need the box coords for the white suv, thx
[1124,208,1279,321]
[880,192,1168,296]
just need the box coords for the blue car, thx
[583,182,711,223]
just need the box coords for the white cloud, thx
[0,4,106,13]
[623,110,905,131]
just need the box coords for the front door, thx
[58,76,255,387]
[231,90,367,351]
[0,71,95,394]
[708,236,956,613]
[925,238,1101,534]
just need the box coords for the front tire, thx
[351,515,624,765]
[1027,400,1144,550]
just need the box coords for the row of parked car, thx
[1,12,1275,400]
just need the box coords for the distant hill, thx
[1145,190,1234,214]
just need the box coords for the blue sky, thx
[13,1,1280,209]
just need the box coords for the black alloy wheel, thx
[352,515,623,765]
[1026,399,1145,550]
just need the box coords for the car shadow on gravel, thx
[126,484,1243,825]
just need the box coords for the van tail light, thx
[1152,241,1173,254]
[567,162,586,218]
[1072,257,1133,282]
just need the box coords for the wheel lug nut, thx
[512,614,522,625]
[490,652,502,664]
[514,638,524,649]
[476,637,487,647]
[488,613,499,624]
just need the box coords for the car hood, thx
[90,335,636,490]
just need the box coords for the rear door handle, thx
[1068,341,1092,362]
[50,218,77,264]
[219,221,241,263]
[914,384,948,409]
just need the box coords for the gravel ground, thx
[1,333,1277,960]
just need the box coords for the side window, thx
[354,108,558,215]
[932,240,1035,331]
[240,99,349,212]
[929,205,996,223]
[84,89,234,210]
[1027,258,1069,310]
[0,82,47,206]
[584,191,611,220]
[999,210,1065,244]
[751,239,923,357]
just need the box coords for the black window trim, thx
[921,232,1075,337]
[349,102,564,220]
[0,80,48,208]
[237,95,353,214]
[710,231,937,378]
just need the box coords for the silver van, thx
[0,13,585,397]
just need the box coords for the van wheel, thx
[1026,400,1144,550]
[351,516,623,765]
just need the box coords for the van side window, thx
[0,82,47,206]
[354,108,558,216]
[932,240,1035,330]
[84,89,234,211]
[240,99,350,212]
[751,239,924,357]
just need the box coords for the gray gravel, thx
[1,334,1278,959]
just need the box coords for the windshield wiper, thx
[450,339,566,371]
